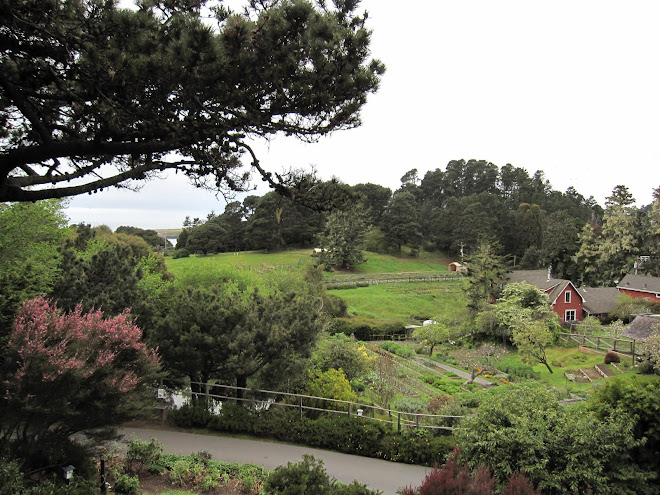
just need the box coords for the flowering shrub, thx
[0,297,160,468]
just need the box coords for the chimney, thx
[547,266,552,282]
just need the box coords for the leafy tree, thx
[577,315,602,335]
[639,186,660,276]
[413,320,450,356]
[0,297,160,470]
[638,324,660,374]
[153,285,324,398]
[308,368,357,404]
[589,375,660,490]
[150,286,244,398]
[455,386,653,495]
[461,343,502,385]
[316,207,367,270]
[495,283,557,372]
[352,183,392,228]
[229,289,325,394]
[1,0,384,203]
[0,200,69,334]
[381,191,422,253]
[511,320,555,374]
[186,219,227,255]
[598,185,640,283]
[313,335,372,382]
[52,241,144,317]
[115,226,170,249]
[609,294,651,322]
[464,241,507,313]
[540,210,581,280]
[514,203,544,258]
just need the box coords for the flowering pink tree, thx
[0,296,160,467]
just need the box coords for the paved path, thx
[120,426,430,495]
[415,356,494,386]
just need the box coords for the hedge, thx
[168,403,454,466]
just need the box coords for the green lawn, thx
[495,346,636,395]
[347,252,450,275]
[165,249,453,285]
[330,280,467,323]
[166,248,312,275]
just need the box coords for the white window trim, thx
[565,309,576,321]
[565,291,571,303]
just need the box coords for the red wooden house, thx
[506,270,584,324]
[617,274,660,301]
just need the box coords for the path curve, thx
[414,356,494,386]
[120,426,430,495]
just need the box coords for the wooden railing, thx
[558,332,636,360]
[166,382,463,432]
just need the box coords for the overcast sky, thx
[65,0,660,230]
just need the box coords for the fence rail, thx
[164,382,462,432]
[558,332,636,360]
[323,274,465,288]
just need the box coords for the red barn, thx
[617,274,660,301]
[506,270,584,324]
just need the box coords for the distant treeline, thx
[175,159,660,285]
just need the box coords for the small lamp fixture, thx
[357,409,363,417]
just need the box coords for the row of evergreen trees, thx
[175,159,659,286]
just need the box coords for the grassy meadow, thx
[329,280,467,323]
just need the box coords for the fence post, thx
[348,403,352,418]
[415,414,419,429]
[398,413,401,433]
[632,340,636,365]
[597,337,601,350]
[299,395,303,420]
[613,338,617,351]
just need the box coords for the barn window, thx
[565,310,576,321]
[565,291,571,303]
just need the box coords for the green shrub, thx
[393,397,426,413]
[264,455,333,495]
[167,402,213,429]
[113,474,140,495]
[172,248,190,259]
[380,341,413,358]
[495,359,540,380]
[323,293,348,317]
[0,458,23,495]
[125,436,163,474]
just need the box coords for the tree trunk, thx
[542,360,553,374]
[235,375,248,400]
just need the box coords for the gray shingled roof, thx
[579,287,620,315]
[506,270,564,292]
[623,314,660,340]
[617,274,660,295]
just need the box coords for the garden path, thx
[414,356,494,386]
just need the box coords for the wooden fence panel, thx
[170,381,462,432]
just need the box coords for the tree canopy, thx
[0,297,160,469]
[0,0,384,203]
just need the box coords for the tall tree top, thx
[0,0,384,203]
